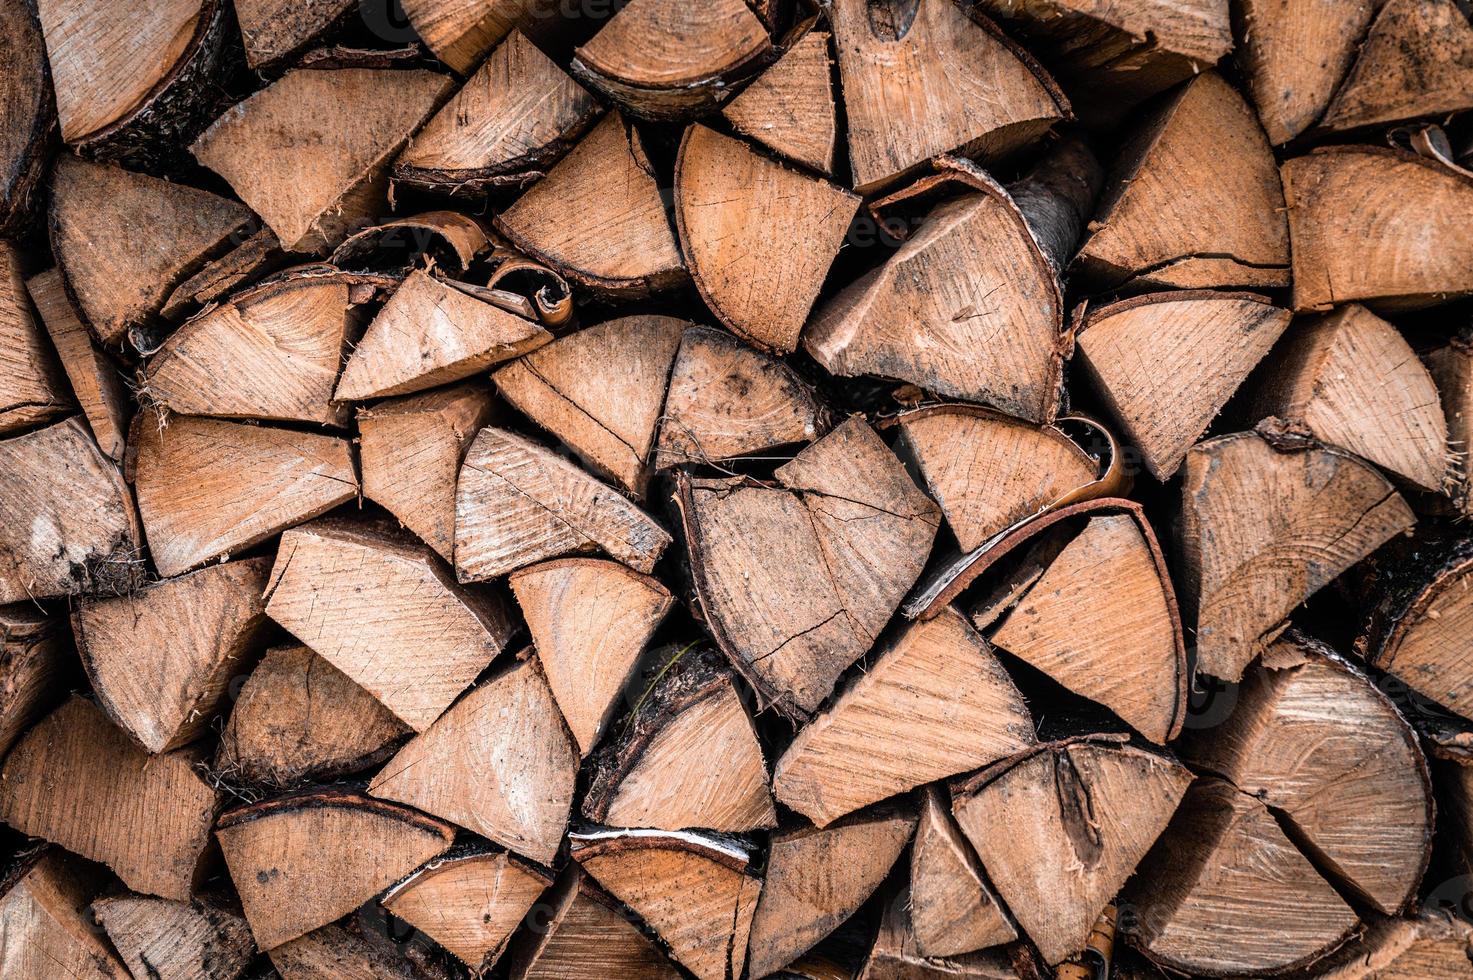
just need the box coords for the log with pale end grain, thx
[1234,0,1373,143]
[381,849,552,973]
[129,410,358,578]
[358,382,495,561]
[455,425,672,580]
[0,605,71,759]
[215,789,454,951]
[1311,912,1473,980]
[1075,72,1289,291]
[234,0,357,69]
[0,848,126,979]
[191,68,453,253]
[1180,427,1415,682]
[269,919,458,980]
[369,656,578,865]
[401,0,534,74]
[674,125,859,354]
[493,112,688,299]
[746,804,917,977]
[92,891,256,980]
[0,0,51,239]
[774,607,1035,826]
[26,268,128,461]
[570,828,761,980]
[828,0,1069,193]
[328,211,490,274]
[395,30,603,194]
[48,155,255,347]
[0,245,69,436]
[678,416,940,719]
[157,226,289,329]
[511,557,674,759]
[581,648,776,832]
[1121,778,1359,976]
[1425,335,1473,512]
[1282,146,1473,312]
[952,736,1193,966]
[911,785,1016,958]
[721,30,836,175]
[75,556,270,754]
[0,696,219,900]
[0,416,142,603]
[654,324,832,470]
[861,886,1032,980]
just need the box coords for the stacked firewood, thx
[5,0,1473,976]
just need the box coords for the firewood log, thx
[861,886,1034,980]
[581,648,775,832]
[75,556,270,754]
[234,0,357,70]
[910,786,1016,957]
[400,0,533,74]
[157,226,290,330]
[0,605,71,759]
[0,0,51,239]
[1426,334,1473,513]
[0,847,126,978]
[721,30,837,175]
[215,788,455,950]
[26,268,128,460]
[91,891,256,980]
[570,828,762,980]
[0,696,219,900]
[678,416,940,719]
[1311,912,1473,980]
[269,918,458,979]
[0,247,70,438]
[328,211,490,274]
[951,735,1193,965]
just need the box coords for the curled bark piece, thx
[721,30,837,175]
[27,268,128,461]
[92,891,255,980]
[0,606,70,759]
[1235,0,1373,143]
[483,249,574,328]
[234,0,358,70]
[328,210,490,274]
[0,848,126,979]
[0,0,52,239]
[401,0,534,75]
[911,785,1017,958]
[0,245,71,436]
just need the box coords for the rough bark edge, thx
[1356,535,1473,681]
[568,826,756,874]
[329,213,490,274]
[1073,288,1280,336]
[215,786,456,839]
[0,0,55,240]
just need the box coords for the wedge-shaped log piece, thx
[235,0,357,69]
[0,606,71,758]
[27,268,128,461]
[512,557,674,758]
[1427,336,1473,513]
[572,829,761,980]
[1122,779,1358,975]
[1309,912,1473,980]
[192,69,452,252]
[358,382,495,561]
[383,850,550,973]
[775,608,1034,826]
[0,0,50,238]
[1076,292,1290,481]
[911,785,1016,958]
[337,270,549,401]
[1249,305,1449,492]
[747,805,917,977]
[92,892,255,980]
[0,246,70,435]
[494,315,687,493]
[494,112,688,298]
[0,848,125,979]
[456,425,672,580]
[157,226,289,330]
[829,0,1068,192]
[266,518,513,732]
[401,0,532,74]
[396,30,603,193]
[76,557,270,753]
[861,885,1024,980]
[1076,72,1289,290]
[49,156,254,347]
[582,649,775,831]
[131,412,357,578]
[721,31,837,174]
[270,920,456,980]
[1180,429,1415,682]
[370,657,578,864]
[1235,0,1373,143]
[217,789,454,951]
[1283,147,1473,311]
[569,0,771,120]
[0,416,142,603]
[954,736,1192,965]
[679,417,939,719]
[0,697,219,900]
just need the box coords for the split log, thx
[570,828,762,980]
[335,269,550,400]
[674,125,859,354]
[216,789,455,950]
[0,0,51,238]
[0,848,126,979]
[581,648,775,831]
[1179,427,1415,682]
[27,268,129,461]
[861,886,1031,980]
[911,786,1016,957]
[678,416,940,718]
[328,211,490,274]
[130,411,358,578]
[357,382,496,561]
[746,804,917,977]
[951,736,1193,965]
[218,644,411,787]
[0,696,219,900]
[1282,146,1473,311]
[394,30,603,194]
[0,416,142,603]
[1074,72,1290,291]
[568,0,772,120]
[828,0,1069,192]
[1074,292,1290,481]
[455,425,673,580]
[158,226,290,329]
[494,112,689,299]
[269,919,457,980]
[0,605,71,758]
[48,155,255,347]
[265,518,514,732]
[774,608,1034,826]
[92,891,256,980]
[1311,912,1473,980]
[654,324,832,470]
[401,0,532,74]
[1426,335,1472,512]
[721,30,837,175]
[234,0,357,69]
[75,556,271,753]
[511,557,675,759]
[369,656,578,865]
[381,848,552,973]
[191,68,453,253]
[0,245,70,435]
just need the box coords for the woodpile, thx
[7,1,1473,977]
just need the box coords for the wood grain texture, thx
[1312,913,1473,980]
[0,245,69,436]
[0,0,51,238]
[269,920,456,979]
[722,30,837,174]
[0,848,125,979]
[27,268,128,461]
[92,892,255,980]
[911,785,1016,957]
[234,0,357,68]
[861,885,1023,980]
[0,605,71,759]
[401,0,532,74]
[1235,0,1373,143]
[1426,337,1473,513]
